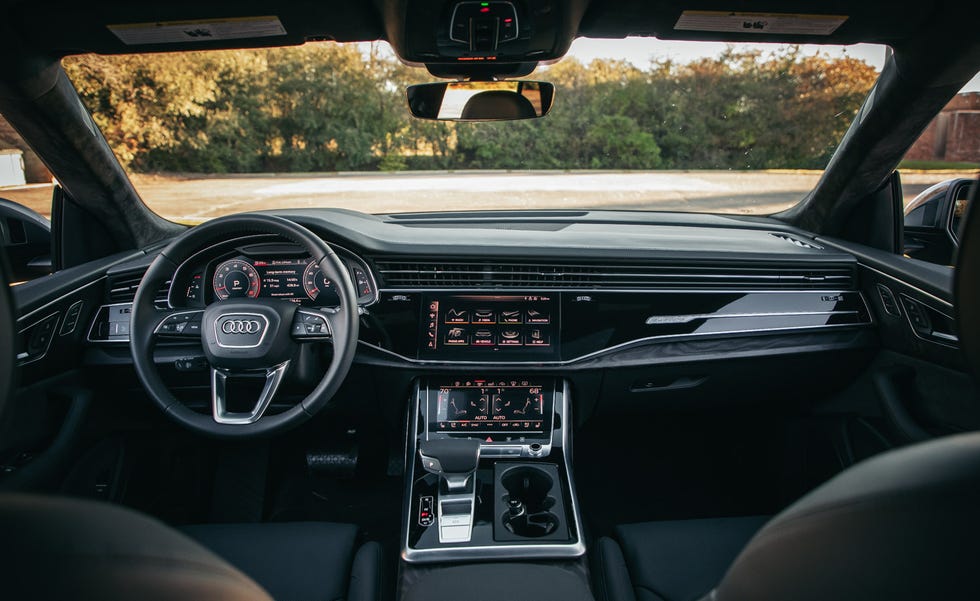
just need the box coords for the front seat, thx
[0,260,381,600]
[598,178,980,601]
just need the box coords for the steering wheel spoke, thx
[154,309,205,339]
[211,361,290,425]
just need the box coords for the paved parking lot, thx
[2,170,975,222]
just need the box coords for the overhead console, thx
[384,0,589,69]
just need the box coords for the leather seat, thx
[597,516,768,601]
[598,178,980,601]
[181,522,382,601]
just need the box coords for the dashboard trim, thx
[17,276,106,324]
[359,321,872,367]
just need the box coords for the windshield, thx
[40,39,967,222]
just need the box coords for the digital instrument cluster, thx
[211,257,346,304]
[172,246,376,308]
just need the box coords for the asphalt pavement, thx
[2,170,975,222]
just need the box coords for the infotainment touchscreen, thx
[419,294,559,360]
[427,378,555,435]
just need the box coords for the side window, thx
[900,84,979,265]
[1,115,54,283]
[903,186,947,227]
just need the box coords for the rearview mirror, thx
[407,81,554,121]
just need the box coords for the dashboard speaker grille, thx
[374,260,855,290]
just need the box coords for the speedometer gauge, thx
[213,259,261,300]
[302,260,333,301]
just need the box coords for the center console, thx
[402,376,584,563]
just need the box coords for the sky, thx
[562,38,980,92]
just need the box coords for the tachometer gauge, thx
[213,259,261,300]
[302,260,333,301]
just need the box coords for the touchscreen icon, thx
[499,329,522,346]
[472,329,494,345]
[525,328,550,346]
[445,308,468,324]
[472,309,495,324]
[445,327,468,345]
[526,309,550,324]
[500,309,523,324]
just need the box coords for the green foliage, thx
[62,44,878,173]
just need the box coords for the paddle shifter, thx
[419,439,481,543]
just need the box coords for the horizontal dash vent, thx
[374,260,854,290]
[107,272,171,308]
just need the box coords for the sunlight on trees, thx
[62,44,878,173]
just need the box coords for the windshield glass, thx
[44,39,969,222]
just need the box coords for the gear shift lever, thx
[419,439,481,491]
[418,438,482,543]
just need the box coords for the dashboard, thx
[74,210,886,373]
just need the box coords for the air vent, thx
[374,260,854,290]
[770,233,823,250]
[106,272,171,308]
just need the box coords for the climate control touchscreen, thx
[420,294,558,359]
[428,378,554,435]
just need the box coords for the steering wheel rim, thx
[130,213,359,438]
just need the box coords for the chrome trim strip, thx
[16,276,106,323]
[212,360,289,424]
[401,380,586,563]
[645,310,859,325]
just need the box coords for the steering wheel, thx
[130,214,359,437]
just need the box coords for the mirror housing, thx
[0,197,51,281]
[903,178,975,265]
[407,80,554,121]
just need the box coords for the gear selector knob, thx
[419,438,481,491]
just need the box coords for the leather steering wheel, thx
[130,213,359,437]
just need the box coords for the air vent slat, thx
[374,260,854,290]
[106,272,171,308]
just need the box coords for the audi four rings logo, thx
[220,319,263,335]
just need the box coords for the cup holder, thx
[500,466,560,538]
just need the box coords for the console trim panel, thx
[401,379,585,563]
